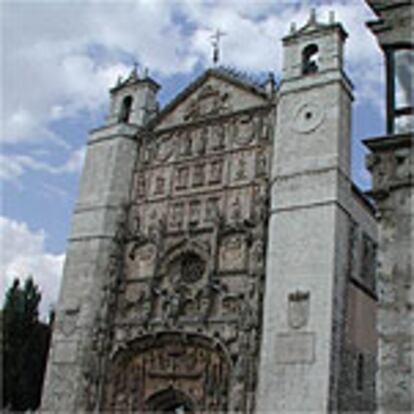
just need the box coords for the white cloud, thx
[0,147,86,182]
[0,216,65,319]
[2,0,384,150]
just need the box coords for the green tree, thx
[2,277,52,411]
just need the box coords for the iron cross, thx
[210,29,227,65]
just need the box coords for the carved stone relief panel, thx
[183,83,231,122]
[145,203,167,236]
[103,333,230,412]
[232,113,256,147]
[125,242,157,280]
[153,250,213,325]
[155,132,176,162]
[219,234,247,272]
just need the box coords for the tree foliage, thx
[2,277,52,411]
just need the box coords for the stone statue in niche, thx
[206,197,220,222]
[235,155,247,181]
[180,130,192,156]
[255,150,267,177]
[171,203,184,229]
[192,163,205,187]
[249,240,265,275]
[209,159,223,184]
[154,175,165,195]
[211,123,226,150]
[135,287,153,320]
[250,185,267,224]
[127,243,156,279]
[288,290,310,329]
[161,288,182,325]
[189,200,201,225]
[135,173,146,198]
[260,116,272,142]
[230,195,242,222]
[176,166,189,190]
[194,126,208,155]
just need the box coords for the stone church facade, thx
[42,12,380,413]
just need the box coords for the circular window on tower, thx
[291,101,325,134]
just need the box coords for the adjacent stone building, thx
[364,0,413,412]
[41,11,381,413]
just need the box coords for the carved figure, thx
[192,163,205,187]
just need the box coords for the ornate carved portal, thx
[103,332,230,413]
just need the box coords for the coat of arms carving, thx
[288,290,310,329]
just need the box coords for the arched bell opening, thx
[302,43,319,75]
[118,95,133,123]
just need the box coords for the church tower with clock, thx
[256,11,369,412]
[42,11,379,414]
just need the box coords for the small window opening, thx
[119,95,133,123]
[302,44,319,75]
[356,353,364,391]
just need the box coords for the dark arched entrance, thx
[146,387,194,413]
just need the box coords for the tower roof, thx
[283,9,348,43]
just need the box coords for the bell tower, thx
[257,11,354,413]
[41,66,159,413]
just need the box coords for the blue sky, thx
[1,0,384,316]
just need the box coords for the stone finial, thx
[329,10,335,24]
[309,8,317,24]
[143,67,149,78]
[128,62,139,82]
[290,22,296,33]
